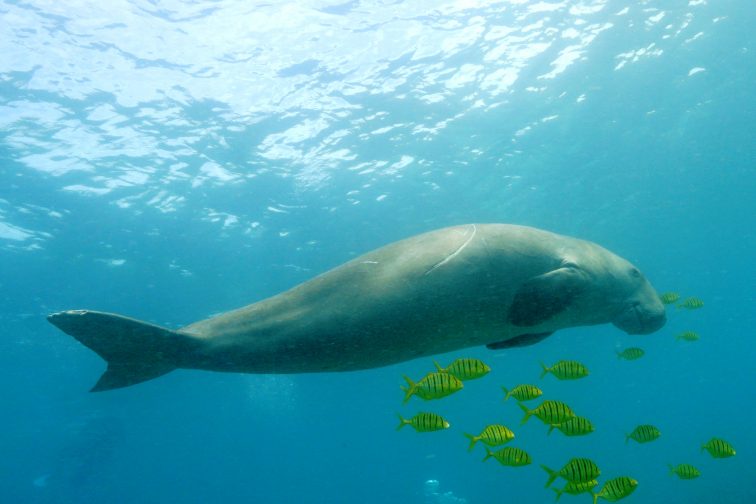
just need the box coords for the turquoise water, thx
[1,1,754,503]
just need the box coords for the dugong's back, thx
[47,224,665,391]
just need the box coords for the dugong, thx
[48,224,666,392]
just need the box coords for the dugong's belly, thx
[187,294,508,373]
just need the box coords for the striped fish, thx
[625,424,661,444]
[675,331,700,342]
[482,446,532,467]
[592,476,638,504]
[553,479,598,502]
[677,296,704,309]
[501,384,543,402]
[548,416,595,437]
[616,347,645,360]
[701,437,736,458]
[464,424,515,451]
[519,400,576,426]
[668,463,701,479]
[401,372,463,403]
[659,292,680,305]
[434,358,490,381]
[541,458,601,488]
[396,412,450,432]
[541,360,590,380]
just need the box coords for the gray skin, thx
[180,223,665,373]
[48,223,666,391]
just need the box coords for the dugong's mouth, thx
[613,303,666,335]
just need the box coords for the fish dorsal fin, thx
[508,267,587,326]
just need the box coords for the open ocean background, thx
[1,1,754,503]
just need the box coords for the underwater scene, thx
[1,1,754,503]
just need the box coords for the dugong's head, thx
[507,239,666,336]
[607,263,666,335]
[583,246,667,335]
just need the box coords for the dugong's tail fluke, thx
[47,310,198,392]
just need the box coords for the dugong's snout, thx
[612,300,666,335]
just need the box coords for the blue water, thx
[1,1,754,503]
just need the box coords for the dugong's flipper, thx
[47,310,198,392]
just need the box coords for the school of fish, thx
[395,292,737,502]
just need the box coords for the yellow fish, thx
[464,424,515,451]
[675,331,700,342]
[592,476,638,504]
[669,463,700,479]
[616,347,645,360]
[542,458,601,487]
[659,292,680,305]
[677,297,704,309]
[396,412,450,432]
[501,384,543,402]
[434,358,490,381]
[701,437,736,458]
[482,446,532,467]
[553,479,598,501]
[548,416,595,437]
[625,424,661,444]
[541,360,589,380]
[519,400,576,426]
[401,372,463,403]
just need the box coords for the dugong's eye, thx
[629,268,641,278]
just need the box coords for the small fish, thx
[592,476,638,504]
[464,424,515,451]
[675,331,700,342]
[542,458,601,487]
[520,400,576,426]
[616,347,645,360]
[701,437,736,458]
[401,372,463,403]
[501,384,543,402]
[548,416,595,437]
[659,292,680,305]
[434,358,490,381]
[677,297,704,310]
[668,463,701,479]
[625,424,661,444]
[553,479,598,501]
[541,360,590,380]
[482,446,532,467]
[396,412,450,432]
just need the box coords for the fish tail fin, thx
[463,433,477,452]
[482,447,493,462]
[501,386,510,401]
[592,492,599,504]
[540,362,549,379]
[433,360,444,373]
[615,350,622,359]
[625,434,630,444]
[668,464,675,476]
[547,424,555,436]
[47,310,197,392]
[700,444,705,453]
[518,402,533,425]
[541,464,558,488]
[396,413,408,431]
[401,375,416,404]
[552,487,563,502]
